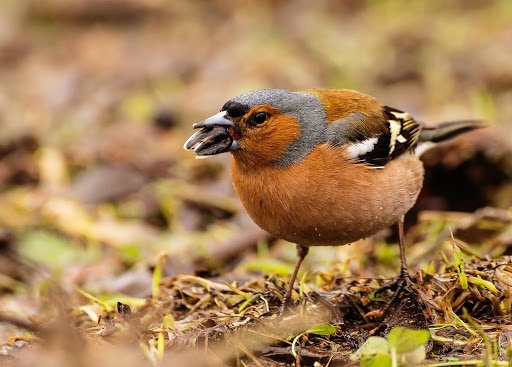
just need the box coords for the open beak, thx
[183,111,239,157]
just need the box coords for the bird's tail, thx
[415,120,482,157]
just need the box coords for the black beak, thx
[183,111,239,156]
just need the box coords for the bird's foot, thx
[375,270,416,317]
[375,273,413,296]
[277,297,292,316]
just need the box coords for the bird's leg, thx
[280,245,343,322]
[375,217,414,297]
[280,244,309,312]
[392,216,414,295]
[397,217,410,280]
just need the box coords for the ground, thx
[0,1,511,366]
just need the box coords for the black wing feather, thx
[326,107,422,167]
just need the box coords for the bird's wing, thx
[326,106,422,167]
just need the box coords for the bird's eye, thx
[253,112,268,125]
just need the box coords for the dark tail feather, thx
[415,120,483,157]
[419,120,483,143]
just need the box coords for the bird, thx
[184,88,481,310]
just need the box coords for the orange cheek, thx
[237,114,301,165]
[264,114,302,148]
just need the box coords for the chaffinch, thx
[184,88,481,308]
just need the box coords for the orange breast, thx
[231,145,424,246]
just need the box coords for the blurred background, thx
[0,0,511,344]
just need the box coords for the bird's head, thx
[184,89,327,167]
